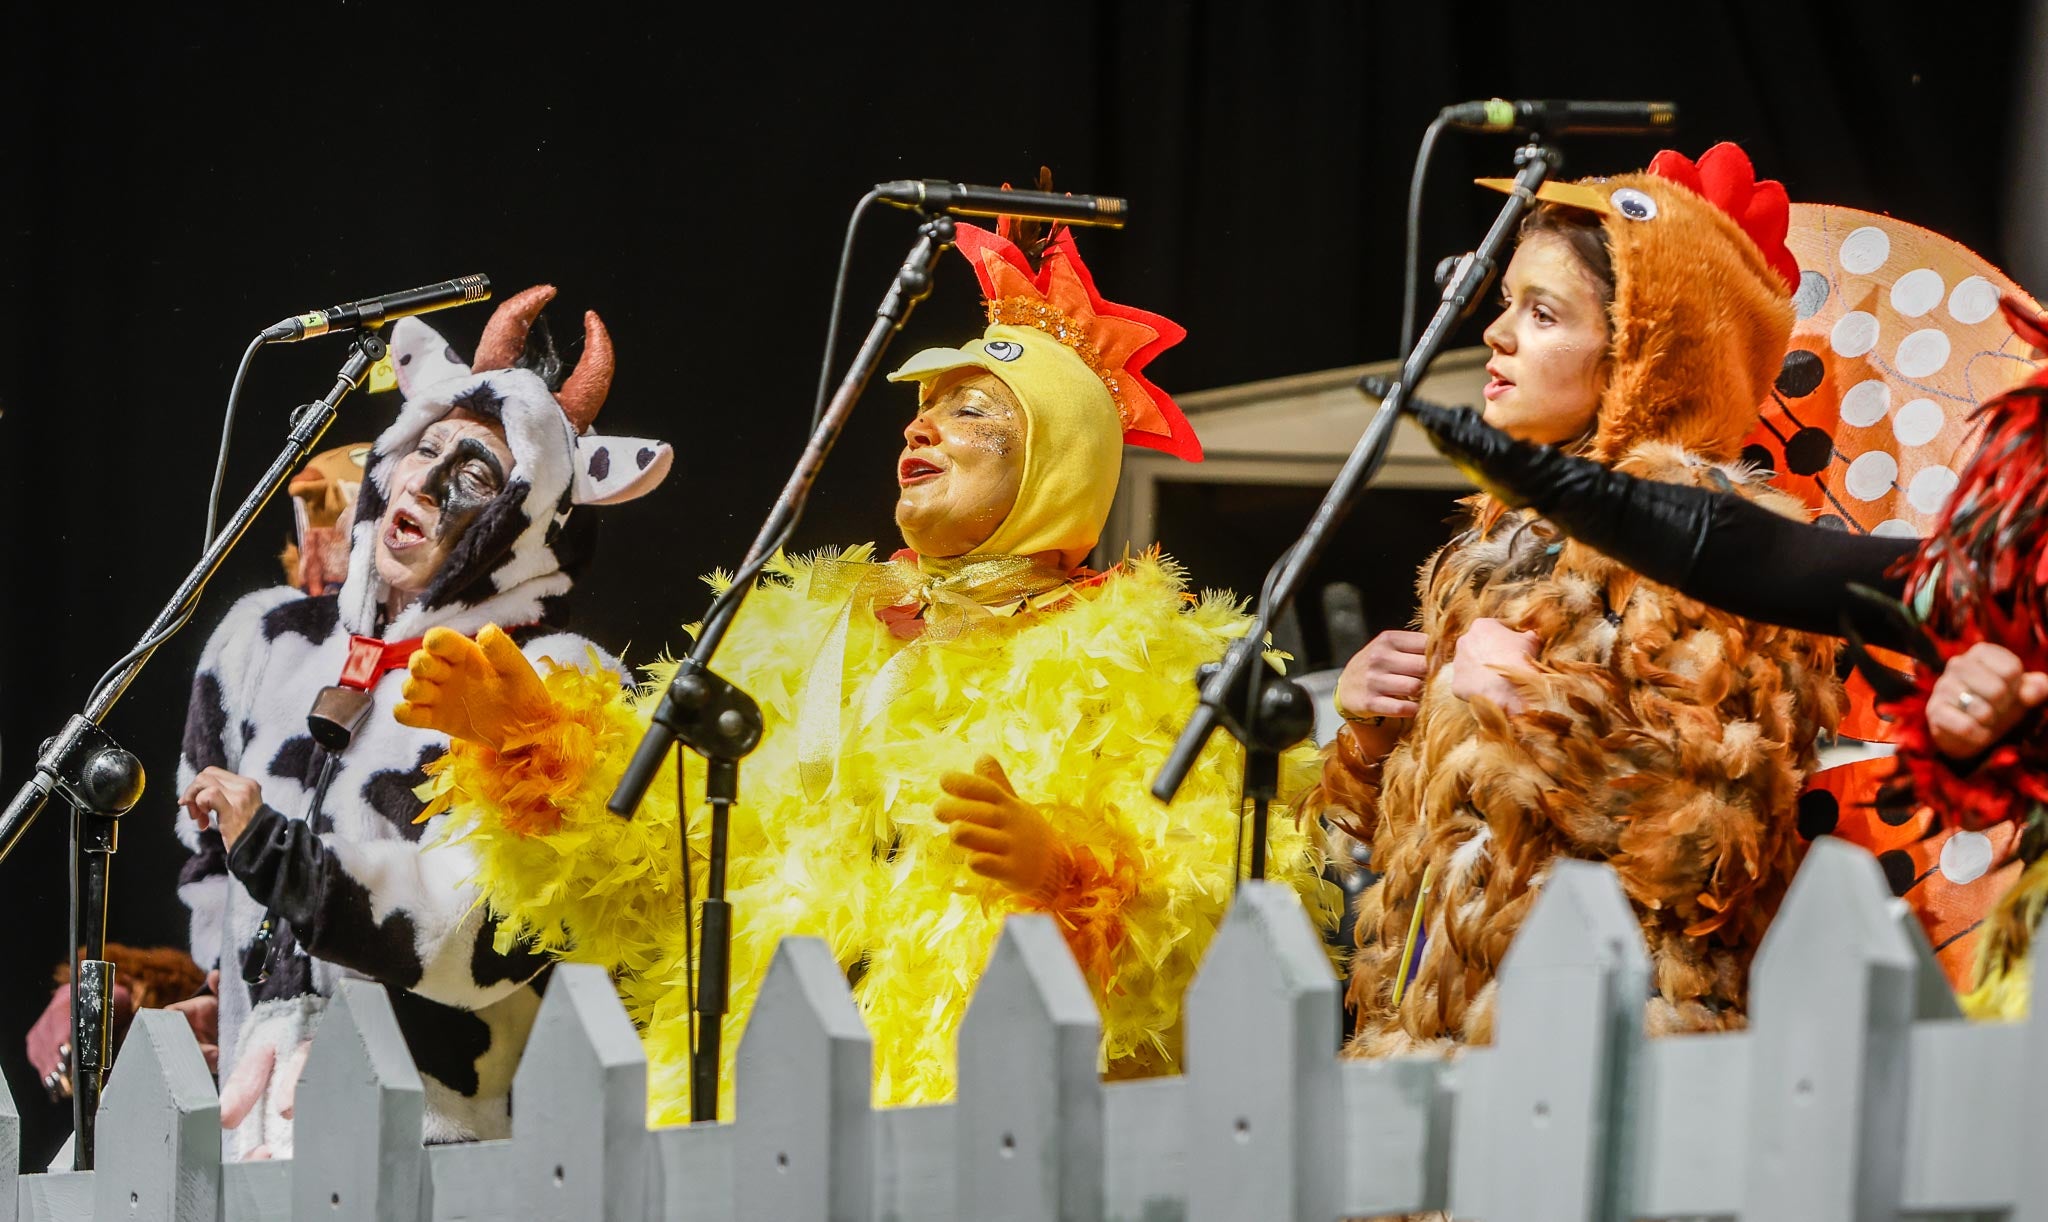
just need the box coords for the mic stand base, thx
[1188,655,1315,887]
[640,663,761,1124]
[693,772,734,1124]
[46,718,144,1170]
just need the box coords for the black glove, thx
[1404,399,1579,511]
[1402,397,1717,590]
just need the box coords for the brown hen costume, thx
[1316,145,1845,1055]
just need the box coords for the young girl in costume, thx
[398,224,1338,1122]
[1403,291,2048,1019]
[1312,144,1845,1055]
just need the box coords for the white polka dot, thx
[1909,464,1959,514]
[1950,275,1999,324]
[1940,829,1994,885]
[1873,518,1920,538]
[1794,270,1830,321]
[1840,379,1891,427]
[1890,268,1945,318]
[1831,311,1880,358]
[1895,328,1952,378]
[1845,451,1899,501]
[1892,398,1944,447]
[1839,226,1891,275]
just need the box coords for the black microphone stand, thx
[605,211,959,1123]
[1151,136,1566,862]
[0,332,384,1168]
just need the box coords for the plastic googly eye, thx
[1611,188,1657,221]
[983,340,1024,361]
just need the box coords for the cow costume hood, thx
[337,283,672,639]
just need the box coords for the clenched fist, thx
[1928,642,2048,760]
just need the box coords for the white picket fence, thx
[5,835,2042,1221]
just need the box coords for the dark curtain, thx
[0,0,2026,1165]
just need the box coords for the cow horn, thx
[556,309,615,433]
[471,284,557,372]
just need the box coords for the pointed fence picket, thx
[290,979,424,1222]
[9,837,2046,1221]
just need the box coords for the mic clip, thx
[651,661,764,765]
[1434,252,1475,292]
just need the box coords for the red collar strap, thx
[338,623,540,690]
[337,635,427,691]
[337,624,540,690]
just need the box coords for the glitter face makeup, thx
[894,369,1027,559]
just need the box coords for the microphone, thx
[875,180,1128,228]
[259,274,493,343]
[1440,99,1677,136]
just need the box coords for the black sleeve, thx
[227,807,335,939]
[226,804,548,998]
[225,804,418,987]
[1406,399,1920,637]
[1681,494,1918,637]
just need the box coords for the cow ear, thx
[571,435,673,506]
[390,317,471,398]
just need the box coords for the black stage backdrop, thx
[0,0,2028,1165]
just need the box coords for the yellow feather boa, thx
[427,548,1339,1124]
[1960,852,2048,1022]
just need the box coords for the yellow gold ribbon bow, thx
[796,553,1075,799]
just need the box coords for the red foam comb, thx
[953,222,1201,462]
[1648,142,1799,294]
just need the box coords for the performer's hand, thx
[1928,642,2048,759]
[936,755,1057,897]
[1337,630,1430,720]
[1447,617,1540,714]
[160,970,220,1075]
[24,986,72,1095]
[180,768,265,849]
[394,624,554,750]
[219,1033,311,1150]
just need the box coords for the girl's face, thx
[1479,231,1612,447]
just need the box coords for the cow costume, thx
[173,285,671,1155]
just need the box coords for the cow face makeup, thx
[373,410,515,607]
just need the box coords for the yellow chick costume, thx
[422,223,1338,1124]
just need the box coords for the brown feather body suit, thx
[1315,166,1846,1056]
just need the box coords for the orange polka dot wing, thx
[1798,754,2023,990]
[1747,205,2043,741]
[1754,210,2044,990]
